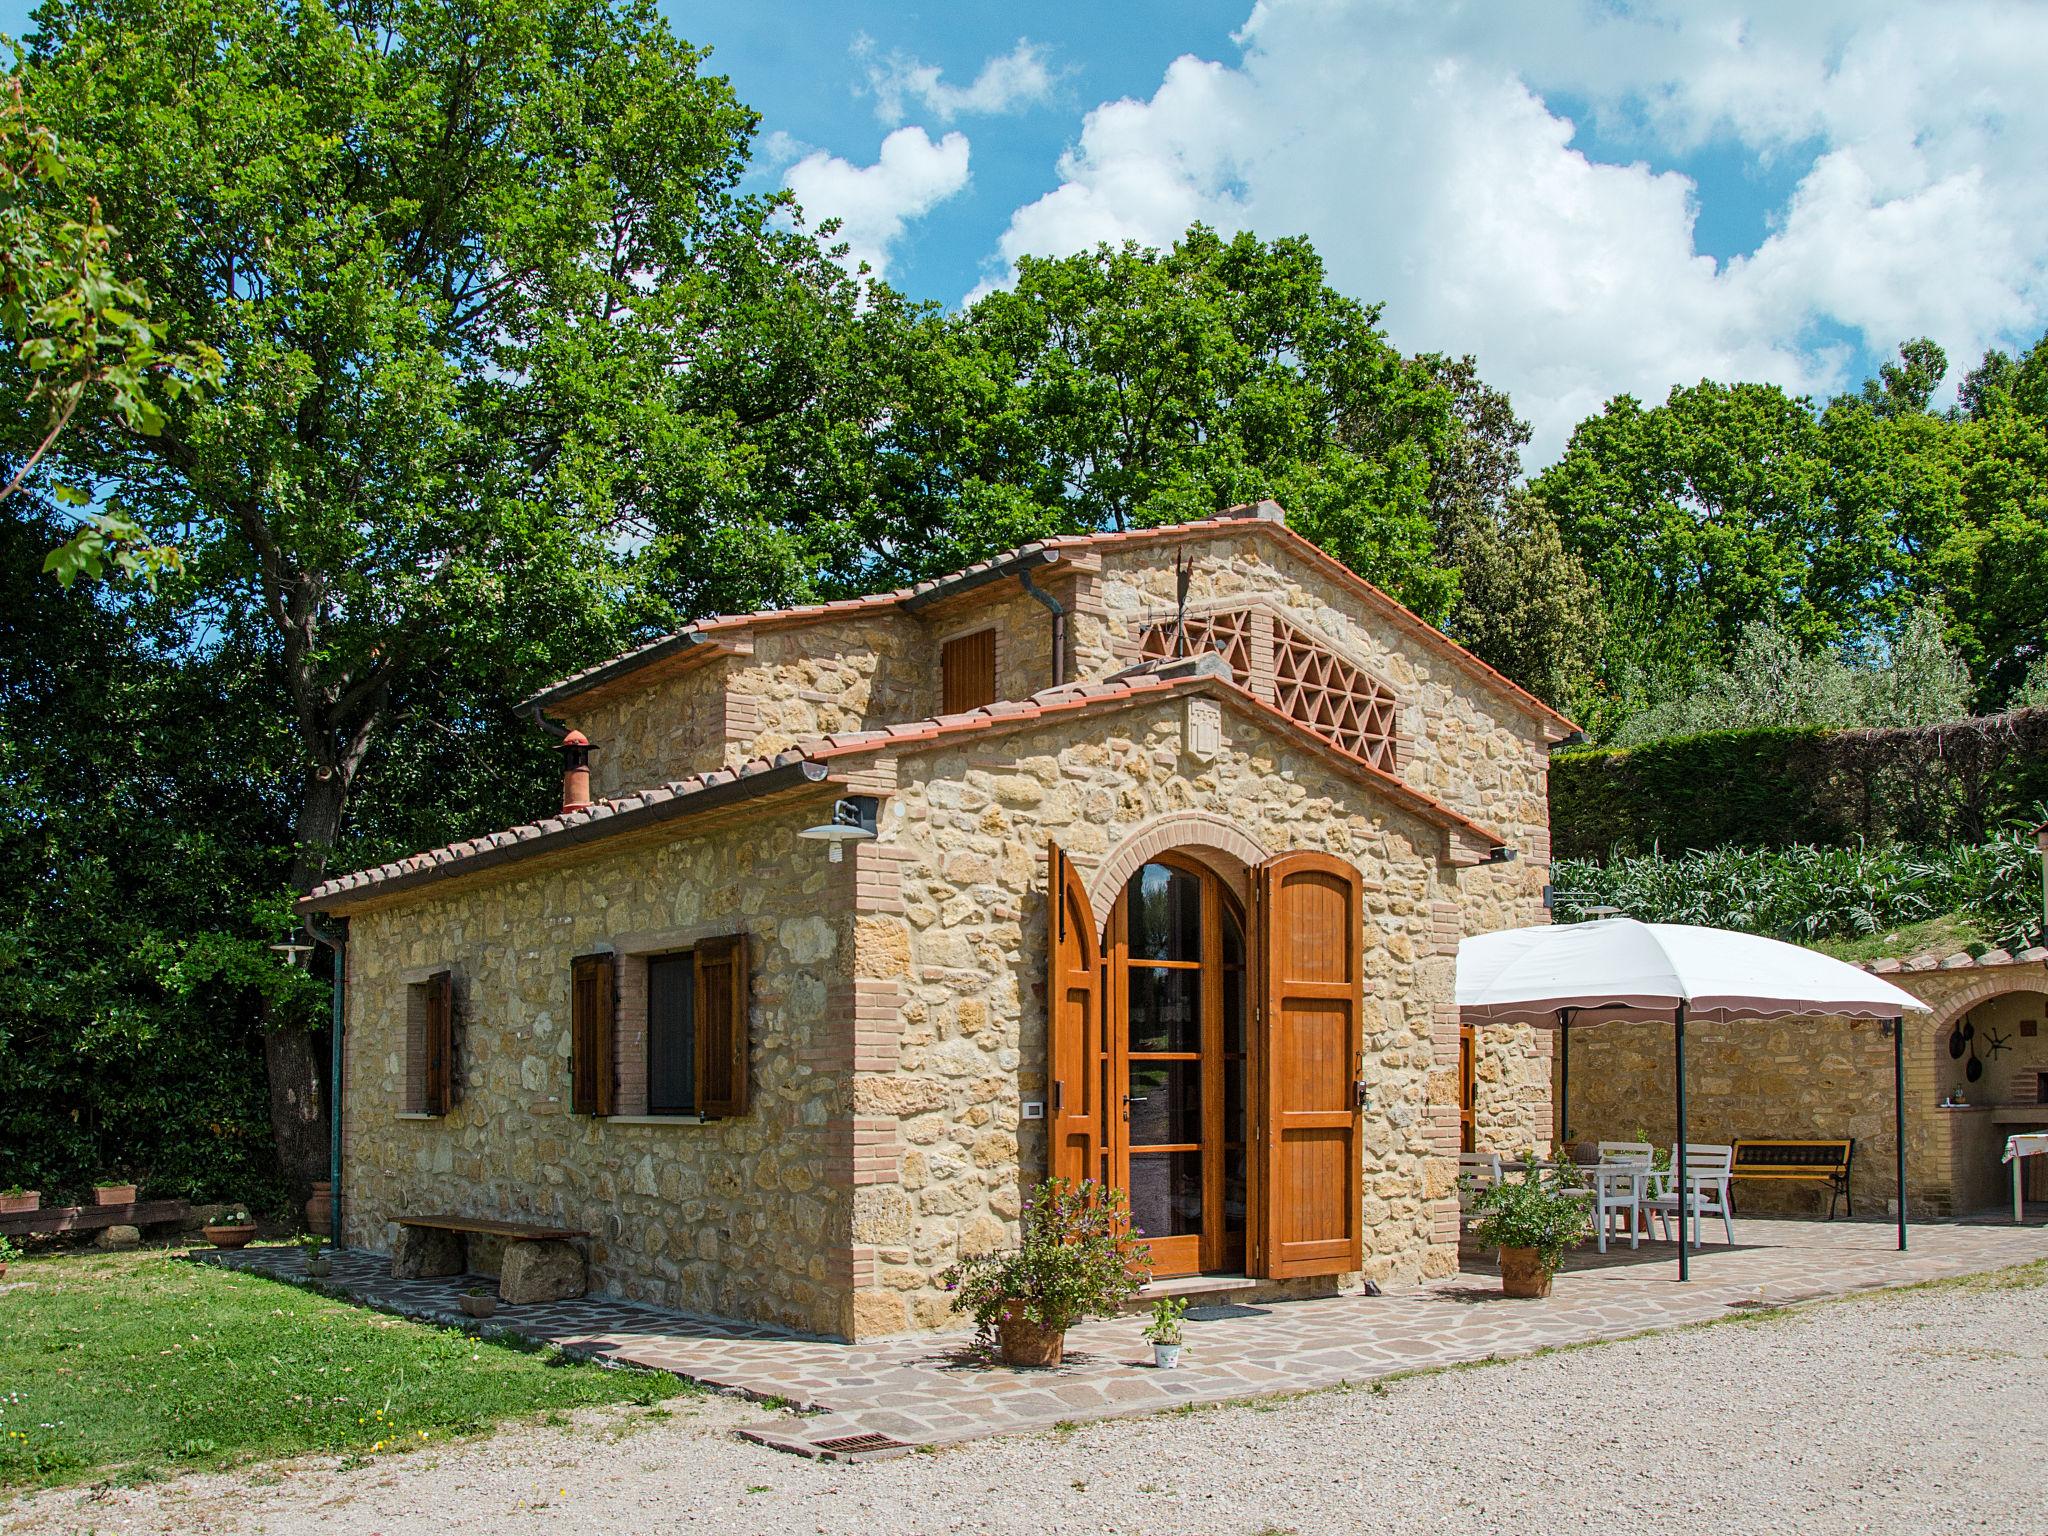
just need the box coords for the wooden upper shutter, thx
[570,953,617,1117]
[1046,842,1102,1187]
[1458,1024,1476,1154]
[423,969,455,1117]
[1253,851,1364,1278]
[941,629,996,714]
[693,933,750,1117]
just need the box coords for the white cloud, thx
[860,37,1058,126]
[784,127,972,282]
[982,0,2048,461]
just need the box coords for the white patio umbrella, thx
[1456,918,1930,1279]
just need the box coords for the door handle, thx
[1353,1079,1371,1109]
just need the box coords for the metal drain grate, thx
[812,1432,909,1457]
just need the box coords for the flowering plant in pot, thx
[93,1178,139,1206]
[297,1232,332,1277]
[1464,1152,1587,1299]
[0,1234,20,1280]
[1143,1296,1188,1369]
[0,1186,38,1216]
[941,1178,1150,1367]
[460,1285,498,1318]
[202,1207,258,1249]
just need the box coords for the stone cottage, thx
[301,502,1576,1339]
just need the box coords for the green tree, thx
[0,72,218,581]
[875,227,1461,621]
[7,0,856,1196]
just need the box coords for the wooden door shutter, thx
[570,953,617,1116]
[423,969,455,1117]
[941,628,996,714]
[1047,842,1102,1187]
[1254,850,1364,1278]
[693,933,750,1117]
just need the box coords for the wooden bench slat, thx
[396,1215,588,1241]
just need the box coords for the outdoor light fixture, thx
[798,795,879,863]
[268,927,317,969]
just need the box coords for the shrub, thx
[1464,1155,1588,1272]
[940,1178,1149,1345]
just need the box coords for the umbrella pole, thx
[1894,1015,1907,1252]
[1558,1009,1571,1144]
[1675,1003,1689,1282]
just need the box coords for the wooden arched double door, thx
[1048,842,1365,1281]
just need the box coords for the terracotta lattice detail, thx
[1141,607,1399,770]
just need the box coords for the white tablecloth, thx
[2004,1132,2048,1163]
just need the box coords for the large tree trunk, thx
[267,765,351,1208]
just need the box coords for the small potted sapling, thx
[1144,1296,1188,1369]
[0,1186,38,1216]
[460,1285,498,1319]
[1464,1150,1588,1299]
[93,1177,139,1206]
[298,1232,332,1277]
[202,1207,258,1249]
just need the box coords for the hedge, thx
[1551,707,2048,861]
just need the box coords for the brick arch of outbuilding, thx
[1088,810,1266,932]
[1910,967,2048,1075]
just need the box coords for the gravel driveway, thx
[9,1267,2045,1536]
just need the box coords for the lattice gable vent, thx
[1136,602,1402,771]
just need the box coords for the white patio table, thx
[2005,1133,2048,1223]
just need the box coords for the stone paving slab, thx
[192,1217,2048,1458]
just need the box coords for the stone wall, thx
[1555,962,2048,1218]
[338,794,860,1338]
[572,655,738,800]
[838,686,1550,1335]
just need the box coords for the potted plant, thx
[1464,1151,1588,1299]
[93,1178,139,1206]
[460,1285,497,1318]
[201,1207,258,1249]
[1143,1296,1188,1369]
[298,1232,332,1277]
[0,1234,20,1280]
[940,1178,1150,1368]
[0,1186,38,1216]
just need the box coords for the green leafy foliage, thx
[1463,1156,1587,1273]
[939,1178,1150,1344]
[1553,826,2043,951]
[0,1249,680,1490]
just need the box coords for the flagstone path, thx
[195,1216,2048,1460]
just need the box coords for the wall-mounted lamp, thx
[1485,846,1518,865]
[268,927,316,970]
[798,795,879,863]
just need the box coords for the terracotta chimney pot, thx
[560,730,594,812]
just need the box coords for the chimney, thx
[560,730,593,813]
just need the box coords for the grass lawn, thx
[0,1245,688,1491]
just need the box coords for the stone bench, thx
[392,1215,590,1304]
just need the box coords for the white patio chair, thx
[1457,1150,1503,1204]
[1586,1142,1654,1253]
[1645,1144,1736,1246]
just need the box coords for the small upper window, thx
[941,628,996,714]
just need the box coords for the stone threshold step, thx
[1133,1273,1259,1301]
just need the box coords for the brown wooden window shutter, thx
[941,628,996,714]
[570,953,617,1117]
[1046,842,1103,1188]
[692,933,750,1117]
[423,969,455,1117]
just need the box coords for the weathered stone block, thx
[391,1224,465,1280]
[92,1224,141,1250]
[499,1239,588,1304]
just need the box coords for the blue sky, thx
[11,0,2045,461]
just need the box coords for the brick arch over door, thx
[1088,811,1267,930]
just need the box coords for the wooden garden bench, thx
[1731,1138,1855,1219]
[0,1198,192,1238]
[391,1214,591,1304]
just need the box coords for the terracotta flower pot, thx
[202,1223,258,1250]
[996,1306,1066,1367]
[1499,1246,1555,1299]
[94,1184,138,1206]
[304,1181,333,1234]
[460,1293,498,1318]
[0,1191,39,1216]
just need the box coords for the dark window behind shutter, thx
[571,953,616,1116]
[423,970,455,1116]
[647,954,696,1115]
[693,934,750,1117]
[941,629,997,714]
